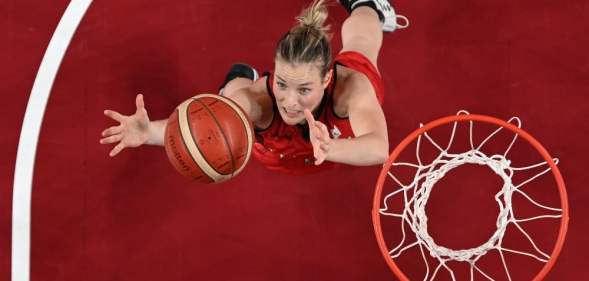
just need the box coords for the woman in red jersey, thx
[100,0,408,175]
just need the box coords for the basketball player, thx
[100,0,408,175]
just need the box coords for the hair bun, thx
[296,0,330,35]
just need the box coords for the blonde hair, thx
[275,0,332,78]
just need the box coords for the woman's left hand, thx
[304,109,332,165]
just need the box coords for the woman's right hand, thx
[100,94,151,157]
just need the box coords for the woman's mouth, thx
[282,107,301,118]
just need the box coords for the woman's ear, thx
[322,69,333,89]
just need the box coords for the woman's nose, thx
[283,91,298,106]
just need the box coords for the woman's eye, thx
[299,88,311,95]
[277,82,287,89]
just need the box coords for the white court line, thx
[12,1,92,281]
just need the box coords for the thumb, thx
[136,94,145,110]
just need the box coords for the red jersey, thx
[252,51,385,175]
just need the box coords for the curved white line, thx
[12,1,92,281]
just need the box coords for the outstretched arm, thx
[100,94,166,156]
[306,77,388,166]
[144,119,167,146]
[101,78,270,156]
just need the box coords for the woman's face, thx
[273,59,331,125]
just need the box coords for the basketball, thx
[164,93,254,183]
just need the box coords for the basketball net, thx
[375,111,568,281]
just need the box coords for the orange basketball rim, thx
[372,112,569,281]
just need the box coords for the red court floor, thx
[2,0,588,280]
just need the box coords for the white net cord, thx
[380,112,562,281]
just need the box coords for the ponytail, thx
[275,0,332,78]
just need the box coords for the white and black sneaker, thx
[219,63,259,96]
[338,0,409,32]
